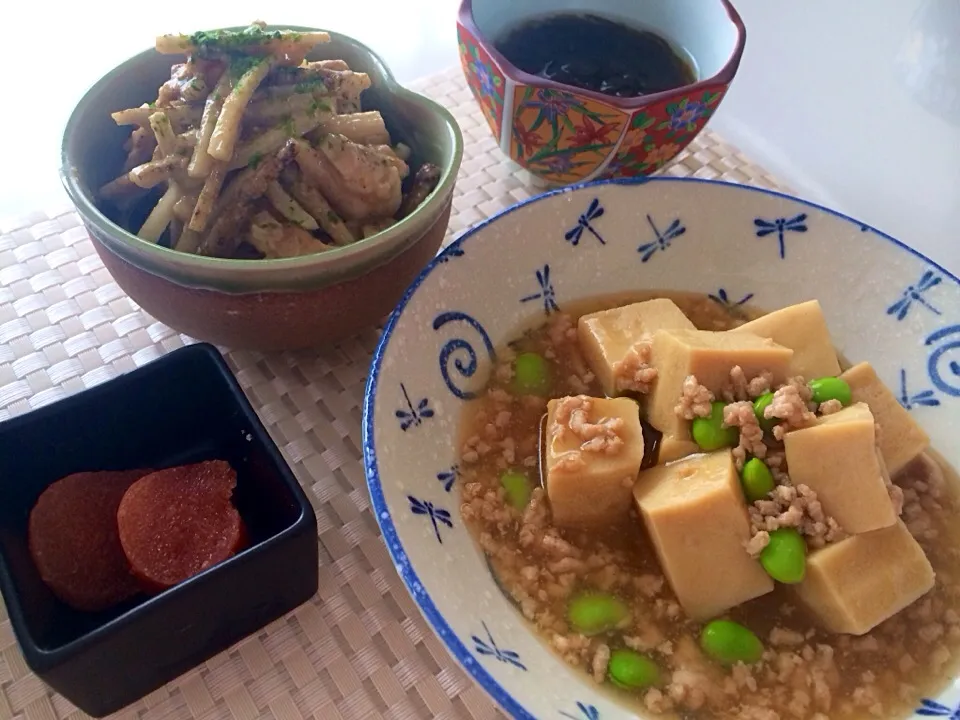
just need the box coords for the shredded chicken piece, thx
[275,63,373,112]
[279,165,356,246]
[159,60,219,106]
[122,127,158,172]
[397,162,442,219]
[198,140,295,257]
[675,375,714,419]
[291,134,403,221]
[246,211,330,258]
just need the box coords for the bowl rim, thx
[457,0,747,109]
[60,25,464,283]
[362,175,959,720]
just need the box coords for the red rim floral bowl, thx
[457,0,746,184]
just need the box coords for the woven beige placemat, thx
[0,66,788,720]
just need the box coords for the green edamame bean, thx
[760,528,807,584]
[752,392,778,433]
[740,458,775,502]
[691,401,739,451]
[567,592,629,636]
[512,352,550,396]
[700,619,764,665]
[809,376,852,407]
[499,470,532,510]
[607,648,661,690]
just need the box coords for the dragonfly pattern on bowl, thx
[472,621,527,671]
[754,213,809,259]
[915,697,960,717]
[565,198,607,247]
[899,369,943,410]
[395,384,435,431]
[888,269,943,321]
[560,702,601,720]
[437,464,462,492]
[520,264,561,315]
[637,215,686,262]
[709,288,755,309]
[408,496,454,543]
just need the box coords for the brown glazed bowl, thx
[61,27,463,351]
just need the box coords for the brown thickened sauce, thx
[457,290,960,720]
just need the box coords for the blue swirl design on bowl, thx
[564,198,605,246]
[472,621,527,671]
[520,264,560,315]
[433,311,496,400]
[888,269,943,321]
[754,213,807,259]
[637,214,686,262]
[926,325,960,397]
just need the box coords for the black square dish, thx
[0,343,318,717]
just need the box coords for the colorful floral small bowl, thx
[457,0,746,184]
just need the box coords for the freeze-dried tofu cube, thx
[731,300,841,379]
[545,396,645,527]
[578,299,695,397]
[793,521,934,635]
[841,362,930,476]
[634,450,774,620]
[784,403,897,535]
[646,329,793,440]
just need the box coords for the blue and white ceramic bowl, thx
[362,178,960,719]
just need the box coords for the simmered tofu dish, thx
[458,293,957,719]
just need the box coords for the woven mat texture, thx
[0,66,787,720]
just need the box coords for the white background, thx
[2,0,958,274]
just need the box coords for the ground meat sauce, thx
[457,291,960,720]
[28,470,150,611]
[117,460,243,590]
